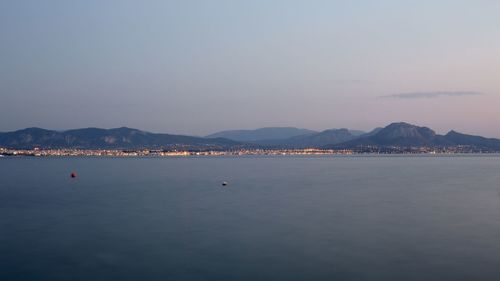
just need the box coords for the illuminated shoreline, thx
[1,147,498,157]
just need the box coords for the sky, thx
[1,0,500,137]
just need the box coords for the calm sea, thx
[1,155,500,281]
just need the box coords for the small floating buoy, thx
[222,181,228,186]
[70,172,77,178]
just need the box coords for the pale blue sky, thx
[1,0,499,136]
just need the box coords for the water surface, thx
[1,155,500,280]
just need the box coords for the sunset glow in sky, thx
[1,1,499,136]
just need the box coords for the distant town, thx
[1,146,497,157]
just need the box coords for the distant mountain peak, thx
[323,128,350,133]
[326,122,500,150]
[206,127,317,142]
[377,122,436,139]
[17,127,52,132]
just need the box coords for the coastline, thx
[1,147,499,157]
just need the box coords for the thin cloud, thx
[381,91,484,99]
[332,79,373,85]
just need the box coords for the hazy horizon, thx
[1,1,499,137]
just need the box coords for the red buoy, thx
[70,172,77,178]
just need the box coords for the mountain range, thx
[327,122,500,151]
[1,123,500,151]
[208,127,375,148]
[205,127,317,142]
[0,127,240,150]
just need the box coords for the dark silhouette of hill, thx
[206,127,317,142]
[327,122,500,150]
[0,127,240,150]
[254,128,359,148]
[2,123,500,151]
